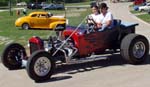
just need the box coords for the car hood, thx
[16,16,28,20]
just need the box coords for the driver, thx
[87,5,101,29]
[97,3,114,31]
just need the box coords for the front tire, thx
[1,43,27,70]
[121,34,149,64]
[26,50,55,82]
[22,23,30,30]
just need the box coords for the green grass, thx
[137,14,150,23]
[130,10,142,14]
[0,8,91,54]
[0,10,56,54]
[129,5,150,23]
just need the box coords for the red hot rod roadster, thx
[1,19,149,82]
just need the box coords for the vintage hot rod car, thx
[1,19,149,82]
[15,11,66,30]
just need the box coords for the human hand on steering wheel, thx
[86,15,96,26]
[86,15,97,33]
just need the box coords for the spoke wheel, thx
[34,57,51,77]
[26,50,55,82]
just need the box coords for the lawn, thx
[137,14,150,23]
[130,10,142,14]
[129,5,150,24]
[0,7,91,54]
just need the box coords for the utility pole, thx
[9,0,13,16]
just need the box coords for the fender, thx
[49,21,66,30]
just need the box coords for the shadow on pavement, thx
[35,53,150,83]
[55,54,126,74]
[37,76,72,83]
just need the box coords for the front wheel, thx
[26,50,55,82]
[1,43,27,70]
[121,34,149,64]
[22,23,30,30]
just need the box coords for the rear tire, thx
[1,43,27,70]
[26,50,55,82]
[121,34,149,64]
[22,23,30,30]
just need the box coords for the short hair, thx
[99,3,108,9]
[91,5,99,9]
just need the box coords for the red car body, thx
[63,26,118,56]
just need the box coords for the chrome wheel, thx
[121,34,149,64]
[34,57,51,77]
[22,23,29,30]
[133,41,146,59]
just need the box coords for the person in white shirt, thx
[87,5,101,28]
[97,3,114,31]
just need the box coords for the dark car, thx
[27,3,42,9]
[42,3,64,10]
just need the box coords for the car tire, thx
[121,34,149,64]
[26,50,55,82]
[1,43,27,70]
[22,23,30,30]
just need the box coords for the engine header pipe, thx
[52,16,87,56]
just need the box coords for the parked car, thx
[15,11,66,30]
[139,3,150,11]
[27,3,42,9]
[2,19,149,82]
[133,5,139,11]
[16,2,27,6]
[42,4,65,10]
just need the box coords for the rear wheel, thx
[22,23,30,30]
[1,43,27,70]
[121,34,149,64]
[26,50,55,82]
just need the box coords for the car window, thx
[31,14,37,17]
[39,14,47,18]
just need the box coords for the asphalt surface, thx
[1,1,150,87]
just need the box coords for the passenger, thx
[97,3,114,31]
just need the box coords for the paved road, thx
[1,1,150,87]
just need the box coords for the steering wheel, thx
[86,16,97,33]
